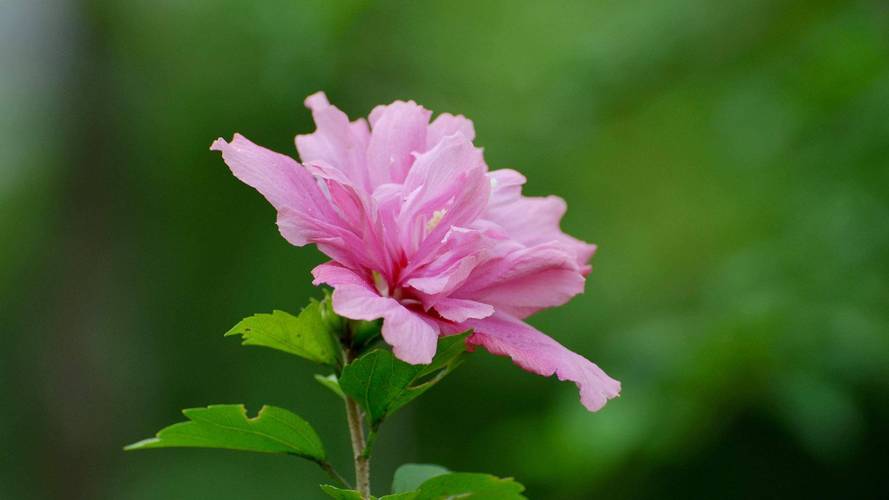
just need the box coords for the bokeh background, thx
[2,0,888,498]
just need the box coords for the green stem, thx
[319,461,351,489]
[361,427,379,460]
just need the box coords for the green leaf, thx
[320,486,413,500]
[320,485,371,500]
[417,333,470,379]
[351,318,382,347]
[318,289,345,332]
[315,373,346,399]
[392,464,450,493]
[225,300,340,365]
[413,472,526,499]
[339,333,469,427]
[124,404,325,461]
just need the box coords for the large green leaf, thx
[339,333,469,426]
[225,300,340,365]
[412,472,526,499]
[124,404,325,462]
[392,464,450,493]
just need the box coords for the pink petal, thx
[211,134,342,247]
[405,253,481,296]
[316,263,439,365]
[296,92,370,190]
[432,298,494,323]
[304,161,368,222]
[399,133,490,261]
[331,284,395,321]
[366,100,432,186]
[464,313,620,412]
[312,262,369,288]
[381,304,439,364]
[304,161,390,266]
[485,169,596,272]
[454,241,586,319]
[427,113,475,149]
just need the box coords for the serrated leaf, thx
[339,333,469,427]
[392,464,450,493]
[225,301,340,365]
[315,373,346,399]
[413,472,526,499]
[320,485,371,500]
[124,404,325,461]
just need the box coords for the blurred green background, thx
[2,0,888,498]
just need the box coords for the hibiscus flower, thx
[212,92,620,411]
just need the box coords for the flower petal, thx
[316,263,439,365]
[454,241,586,319]
[211,134,342,247]
[427,112,475,149]
[399,133,490,261]
[433,298,494,323]
[381,304,439,364]
[332,284,395,321]
[296,91,370,190]
[405,252,481,296]
[464,313,620,412]
[366,100,432,186]
[485,169,596,272]
[312,262,368,288]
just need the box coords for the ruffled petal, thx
[432,298,494,323]
[405,253,481,296]
[331,284,395,321]
[211,134,343,247]
[315,263,439,365]
[464,312,620,412]
[296,91,370,190]
[381,304,439,364]
[312,262,368,288]
[454,241,585,319]
[366,100,432,186]
[427,113,475,149]
[399,133,490,261]
[484,169,596,273]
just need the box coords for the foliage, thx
[339,334,469,427]
[126,299,491,497]
[124,404,325,461]
[224,300,340,366]
[391,464,450,494]
[322,466,526,499]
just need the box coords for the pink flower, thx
[212,92,620,411]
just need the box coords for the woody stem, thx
[343,337,371,498]
[345,394,370,498]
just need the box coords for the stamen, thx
[372,270,389,297]
[426,209,447,232]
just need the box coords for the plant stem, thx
[319,461,352,489]
[361,427,379,459]
[345,394,371,498]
